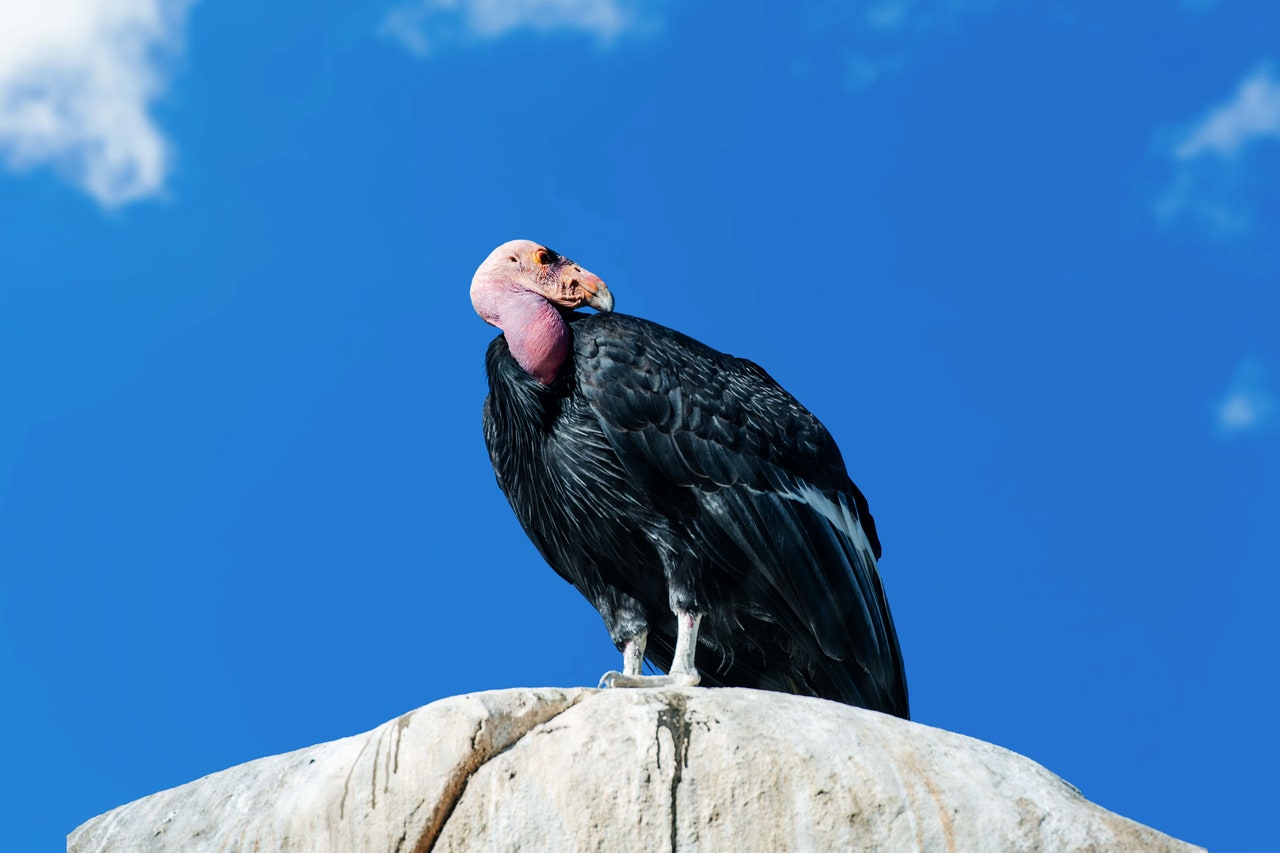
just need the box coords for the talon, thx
[596,671,702,690]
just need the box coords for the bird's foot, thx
[598,671,702,689]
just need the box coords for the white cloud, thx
[865,0,914,33]
[381,0,639,58]
[1174,67,1280,161]
[1215,361,1275,435]
[796,0,1000,91]
[1153,166,1254,238]
[0,0,193,209]
[1156,64,1280,236]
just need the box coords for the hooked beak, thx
[584,276,614,313]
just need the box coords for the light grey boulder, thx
[69,687,1203,852]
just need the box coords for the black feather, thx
[482,311,908,717]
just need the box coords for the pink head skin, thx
[471,240,613,385]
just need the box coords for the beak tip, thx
[588,282,614,313]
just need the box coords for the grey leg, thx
[599,610,702,689]
[623,632,647,677]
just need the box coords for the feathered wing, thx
[573,314,908,716]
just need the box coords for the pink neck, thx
[499,292,570,385]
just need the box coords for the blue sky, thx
[2,1,1277,849]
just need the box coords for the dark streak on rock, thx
[654,692,692,853]
[393,712,415,775]
[381,738,390,800]
[371,727,384,810]
[339,733,375,820]
[393,798,427,852]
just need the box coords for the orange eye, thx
[535,249,551,265]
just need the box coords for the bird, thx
[471,239,908,717]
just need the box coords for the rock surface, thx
[68,687,1202,852]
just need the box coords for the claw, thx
[597,671,702,690]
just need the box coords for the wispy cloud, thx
[381,0,642,58]
[794,0,1001,91]
[1215,361,1275,435]
[1174,68,1280,160]
[1156,63,1280,237]
[0,0,193,209]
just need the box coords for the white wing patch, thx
[783,481,879,569]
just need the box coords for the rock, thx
[68,687,1202,852]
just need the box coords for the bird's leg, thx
[668,610,702,681]
[623,631,647,677]
[598,632,646,688]
[598,611,702,690]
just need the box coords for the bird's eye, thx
[534,249,551,265]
